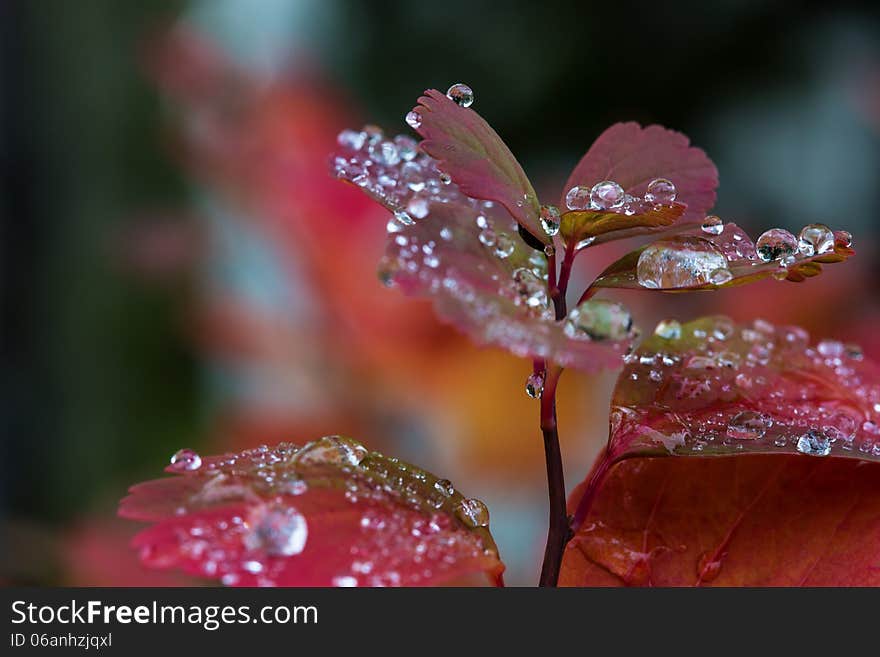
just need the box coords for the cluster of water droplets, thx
[155,437,497,587]
[636,220,849,290]
[614,317,880,458]
[565,177,676,216]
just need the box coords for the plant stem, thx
[538,365,568,587]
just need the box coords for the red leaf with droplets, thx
[412,89,545,242]
[562,122,718,227]
[120,437,504,587]
[561,317,880,586]
[590,223,854,292]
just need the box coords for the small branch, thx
[538,366,568,587]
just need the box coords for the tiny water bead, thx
[525,372,545,398]
[701,215,724,236]
[590,180,626,210]
[796,430,832,457]
[755,228,798,262]
[564,299,633,342]
[644,178,676,204]
[636,236,729,289]
[455,498,490,528]
[654,319,682,340]
[169,448,202,472]
[244,504,308,556]
[727,411,770,440]
[539,205,561,236]
[709,267,733,285]
[494,233,516,258]
[797,223,835,256]
[565,185,591,211]
[405,110,422,130]
[446,83,474,108]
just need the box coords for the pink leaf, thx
[562,122,718,226]
[412,89,545,242]
[120,437,504,587]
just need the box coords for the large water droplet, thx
[564,299,633,341]
[565,185,591,211]
[539,205,561,236]
[701,215,724,236]
[405,110,422,130]
[755,228,798,262]
[834,230,853,248]
[590,181,626,210]
[525,372,544,398]
[796,430,832,456]
[446,83,474,108]
[244,504,308,556]
[169,448,201,472]
[644,178,676,204]
[797,223,835,256]
[727,411,770,440]
[709,267,733,285]
[456,498,490,527]
[294,436,368,467]
[637,236,729,289]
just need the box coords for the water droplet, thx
[294,435,368,467]
[654,319,682,340]
[393,209,414,226]
[817,340,844,358]
[727,411,770,440]
[590,180,626,210]
[565,185,591,211]
[525,372,544,398]
[539,205,561,236]
[834,230,853,248]
[337,129,366,150]
[511,268,549,315]
[564,299,633,341]
[637,236,729,289]
[701,215,724,235]
[796,430,832,456]
[405,110,422,129]
[377,255,399,287]
[709,267,733,285]
[456,498,489,527]
[544,244,555,257]
[244,504,308,556]
[797,223,835,256]
[494,233,515,258]
[755,228,798,262]
[333,575,358,587]
[407,196,429,219]
[446,83,474,108]
[478,228,497,247]
[439,226,453,241]
[439,172,452,185]
[434,479,455,497]
[169,448,202,472]
[644,178,676,204]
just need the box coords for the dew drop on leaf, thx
[169,448,202,472]
[494,232,515,258]
[709,267,733,285]
[701,215,724,235]
[796,430,832,457]
[834,230,853,248]
[636,236,728,289]
[446,83,474,108]
[405,110,422,129]
[727,411,771,440]
[797,223,835,256]
[755,228,798,262]
[434,479,455,497]
[294,435,368,467]
[590,180,626,210]
[244,503,308,556]
[644,178,676,204]
[563,299,633,342]
[654,319,682,340]
[456,498,490,527]
[565,185,591,211]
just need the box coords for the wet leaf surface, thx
[120,437,504,587]
[562,316,880,585]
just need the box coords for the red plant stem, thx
[570,447,614,531]
[538,365,568,587]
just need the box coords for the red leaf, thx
[120,437,504,587]
[411,89,545,242]
[562,122,718,227]
[559,203,686,251]
[561,316,880,586]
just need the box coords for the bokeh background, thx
[2,0,879,586]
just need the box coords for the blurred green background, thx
[2,0,879,585]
